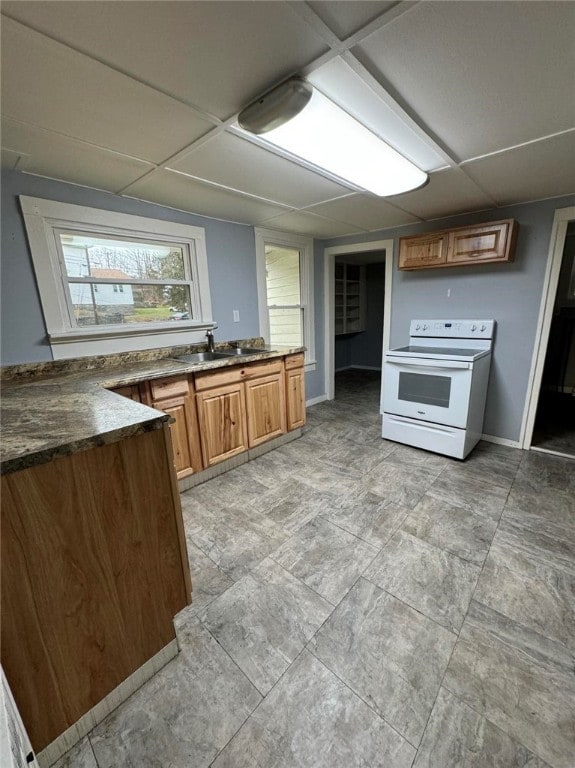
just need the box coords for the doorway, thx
[324,239,394,410]
[521,206,575,457]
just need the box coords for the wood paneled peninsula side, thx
[0,338,305,765]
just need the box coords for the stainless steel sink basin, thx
[223,347,269,356]
[174,352,233,364]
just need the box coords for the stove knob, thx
[415,324,421,330]
[480,324,486,332]
[422,324,428,330]
[471,324,477,332]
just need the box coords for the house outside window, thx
[255,228,315,367]
[20,197,213,359]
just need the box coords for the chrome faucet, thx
[206,323,217,353]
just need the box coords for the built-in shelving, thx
[335,263,366,335]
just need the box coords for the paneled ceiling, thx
[1,1,574,237]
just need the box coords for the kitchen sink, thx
[173,352,233,364]
[222,347,269,356]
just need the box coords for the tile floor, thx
[55,371,574,768]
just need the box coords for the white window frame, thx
[255,227,315,368]
[20,196,213,359]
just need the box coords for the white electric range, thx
[381,319,495,459]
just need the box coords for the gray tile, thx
[366,461,439,508]
[212,650,416,768]
[188,468,271,512]
[402,493,498,565]
[474,535,575,649]
[365,530,481,632]
[504,483,575,533]
[297,461,363,495]
[181,494,289,580]
[272,517,378,604]
[516,451,575,493]
[310,578,456,746]
[52,739,97,768]
[320,440,395,476]
[273,433,329,464]
[414,687,551,768]
[444,601,575,768]
[263,477,331,532]
[200,558,332,694]
[450,440,523,490]
[385,442,453,474]
[186,539,234,612]
[91,617,261,768]
[497,513,575,576]
[321,490,411,548]
[239,447,306,490]
[427,471,509,521]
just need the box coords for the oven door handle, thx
[385,356,472,371]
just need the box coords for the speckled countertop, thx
[1,340,304,475]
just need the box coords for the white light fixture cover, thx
[238,80,428,197]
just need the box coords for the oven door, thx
[383,355,473,428]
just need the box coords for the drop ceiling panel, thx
[462,132,575,206]
[308,57,446,172]
[386,168,495,220]
[355,1,575,160]
[0,17,213,163]
[1,148,25,171]
[261,210,364,238]
[306,194,420,230]
[1,1,329,119]
[170,132,350,208]
[125,171,288,225]
[1,119,154,193]
[307,1,396,39]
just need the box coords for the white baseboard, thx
[481,433,522,449]
[306,394,328,407]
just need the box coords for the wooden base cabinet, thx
[245,372,286,447]
[0,425,190,753]
[148,376,203,480]
[285,355,306,430]
[196,382,249,466]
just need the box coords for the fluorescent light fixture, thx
[238,78,428,197]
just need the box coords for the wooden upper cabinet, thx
[245,372,286,448]
[446,220,518,265]
[399,219,518,270]
[196,382,248,467]
[148,375,203,479]
[398,232,449,270]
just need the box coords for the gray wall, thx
[320,194,575,442]
[1,170,259,364]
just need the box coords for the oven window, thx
[398,372,452,408]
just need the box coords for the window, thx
[255,228,314,366]
[21,197,213,359]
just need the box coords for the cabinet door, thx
[150,377,203,480]
[196,383,248,466]
[447,220,517,265]
[286,367,306,430]
[398,233,449,270]
[245,373,286,448]
[111,384,142,402]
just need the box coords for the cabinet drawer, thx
[284,353,305,370]
[150,375,189,401]
[194,359,283,391]
[194,365,244,391]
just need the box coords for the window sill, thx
[48,323,214,360]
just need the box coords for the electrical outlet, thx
[233,309,240,322]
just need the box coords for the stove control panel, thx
[410,320,495,339]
